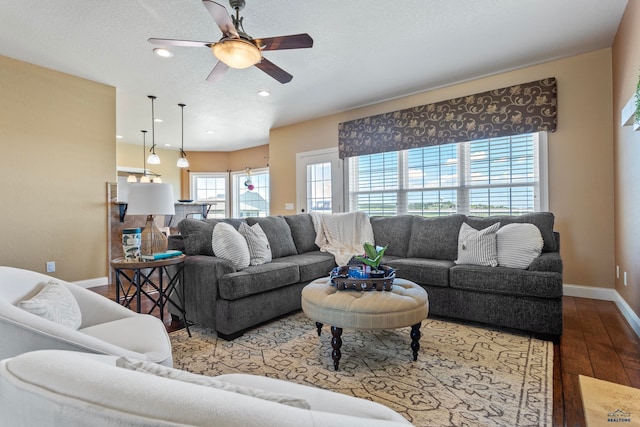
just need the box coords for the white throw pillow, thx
[238,222,272,265]
[455,222,500,267]
[212,222,250,270]
[18,281,82,329]
[116,357,310,409]
[496,223,543,269]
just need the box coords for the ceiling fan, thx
[148,0,313,84]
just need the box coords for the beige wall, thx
[270,49,615,289]
[612,2,640,317]
[177,145,269,199]
[0,55,116,282]
[117,141,182,200]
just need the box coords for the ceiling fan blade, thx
[206,61,230,82]
[254,34,313,51]
[148,38,212,48]
[254,58,293,84]
[202,0,239,38]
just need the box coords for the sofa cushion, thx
[370,215,413,258]
[449,265,563,298]
[275,251,336,282]
[465,212,557,252]
[116,357,310,409]
[385,258,453,288]
[218,262,300,300]
[212,223,250,270]
[178,218,247,256]
[18,281,82,329]
[406,214,466,261]
[238,223,272,266]
[496,223,543,269]
[284,214,319,254]
[246,216,298,259]
[455,222,499,267]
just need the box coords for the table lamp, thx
[126,183,175,256]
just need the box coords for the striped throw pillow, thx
[455,222,500,267]
[239,222,272,265]
[496,223,543,269]
[212,223,250,270]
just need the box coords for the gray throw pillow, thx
[246,216,298,259]
[496,223,543,269]
[406,214,466,261]
[284,214,319,254]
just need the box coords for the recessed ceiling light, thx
[153,48,173,58]
[258,90,270,97]
[206,130,216,134]
[164,143,171,147]
[116,135,123,139]
[154,118,163,123]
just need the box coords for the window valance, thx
[338,77,557,159]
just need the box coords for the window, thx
[348,132,547,217]
[307,162,332,212]
[232,169,270,217]
[190,173,228,218]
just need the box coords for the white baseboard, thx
[73,276,108,289]
[563,283,640,339]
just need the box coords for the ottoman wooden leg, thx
[331,326,343,371]
[315,322,323,336]
[410,323,421,361]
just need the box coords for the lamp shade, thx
[127,183,175,216]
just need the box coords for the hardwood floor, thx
[92,283,640,426]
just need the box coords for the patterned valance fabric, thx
[338,78,557,159]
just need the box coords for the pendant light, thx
[140,130,151,183]
[147,95,160,165]
[176,103,189,168]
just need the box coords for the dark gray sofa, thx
[169,212,562,341]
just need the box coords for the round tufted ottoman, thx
[301,277,429,370]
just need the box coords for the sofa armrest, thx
[527,252,562,274]
[168,234,185,252]
[182,255,236,329]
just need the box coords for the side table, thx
[110,255,191,337]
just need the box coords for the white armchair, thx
[0,266,172,366]
[0,350,412,426]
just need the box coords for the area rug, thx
[579,375,640,427]
[170,311,552,427]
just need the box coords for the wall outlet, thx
[46,261,55,273]
[616,265,620,279]
[624,271,627,286]
[285,203,294,211]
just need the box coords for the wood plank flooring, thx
[91,283,640,426]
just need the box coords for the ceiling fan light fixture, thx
[212,38,261,69]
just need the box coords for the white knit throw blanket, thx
[309,212,375,266]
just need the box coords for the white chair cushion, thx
[18,281,82,329]
[117,357,310,409]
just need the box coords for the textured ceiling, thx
[0,0,628,151]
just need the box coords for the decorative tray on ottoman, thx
[330,265,395,291]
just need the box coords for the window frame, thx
[344,132,549,217]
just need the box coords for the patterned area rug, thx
[170,311,552,427]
